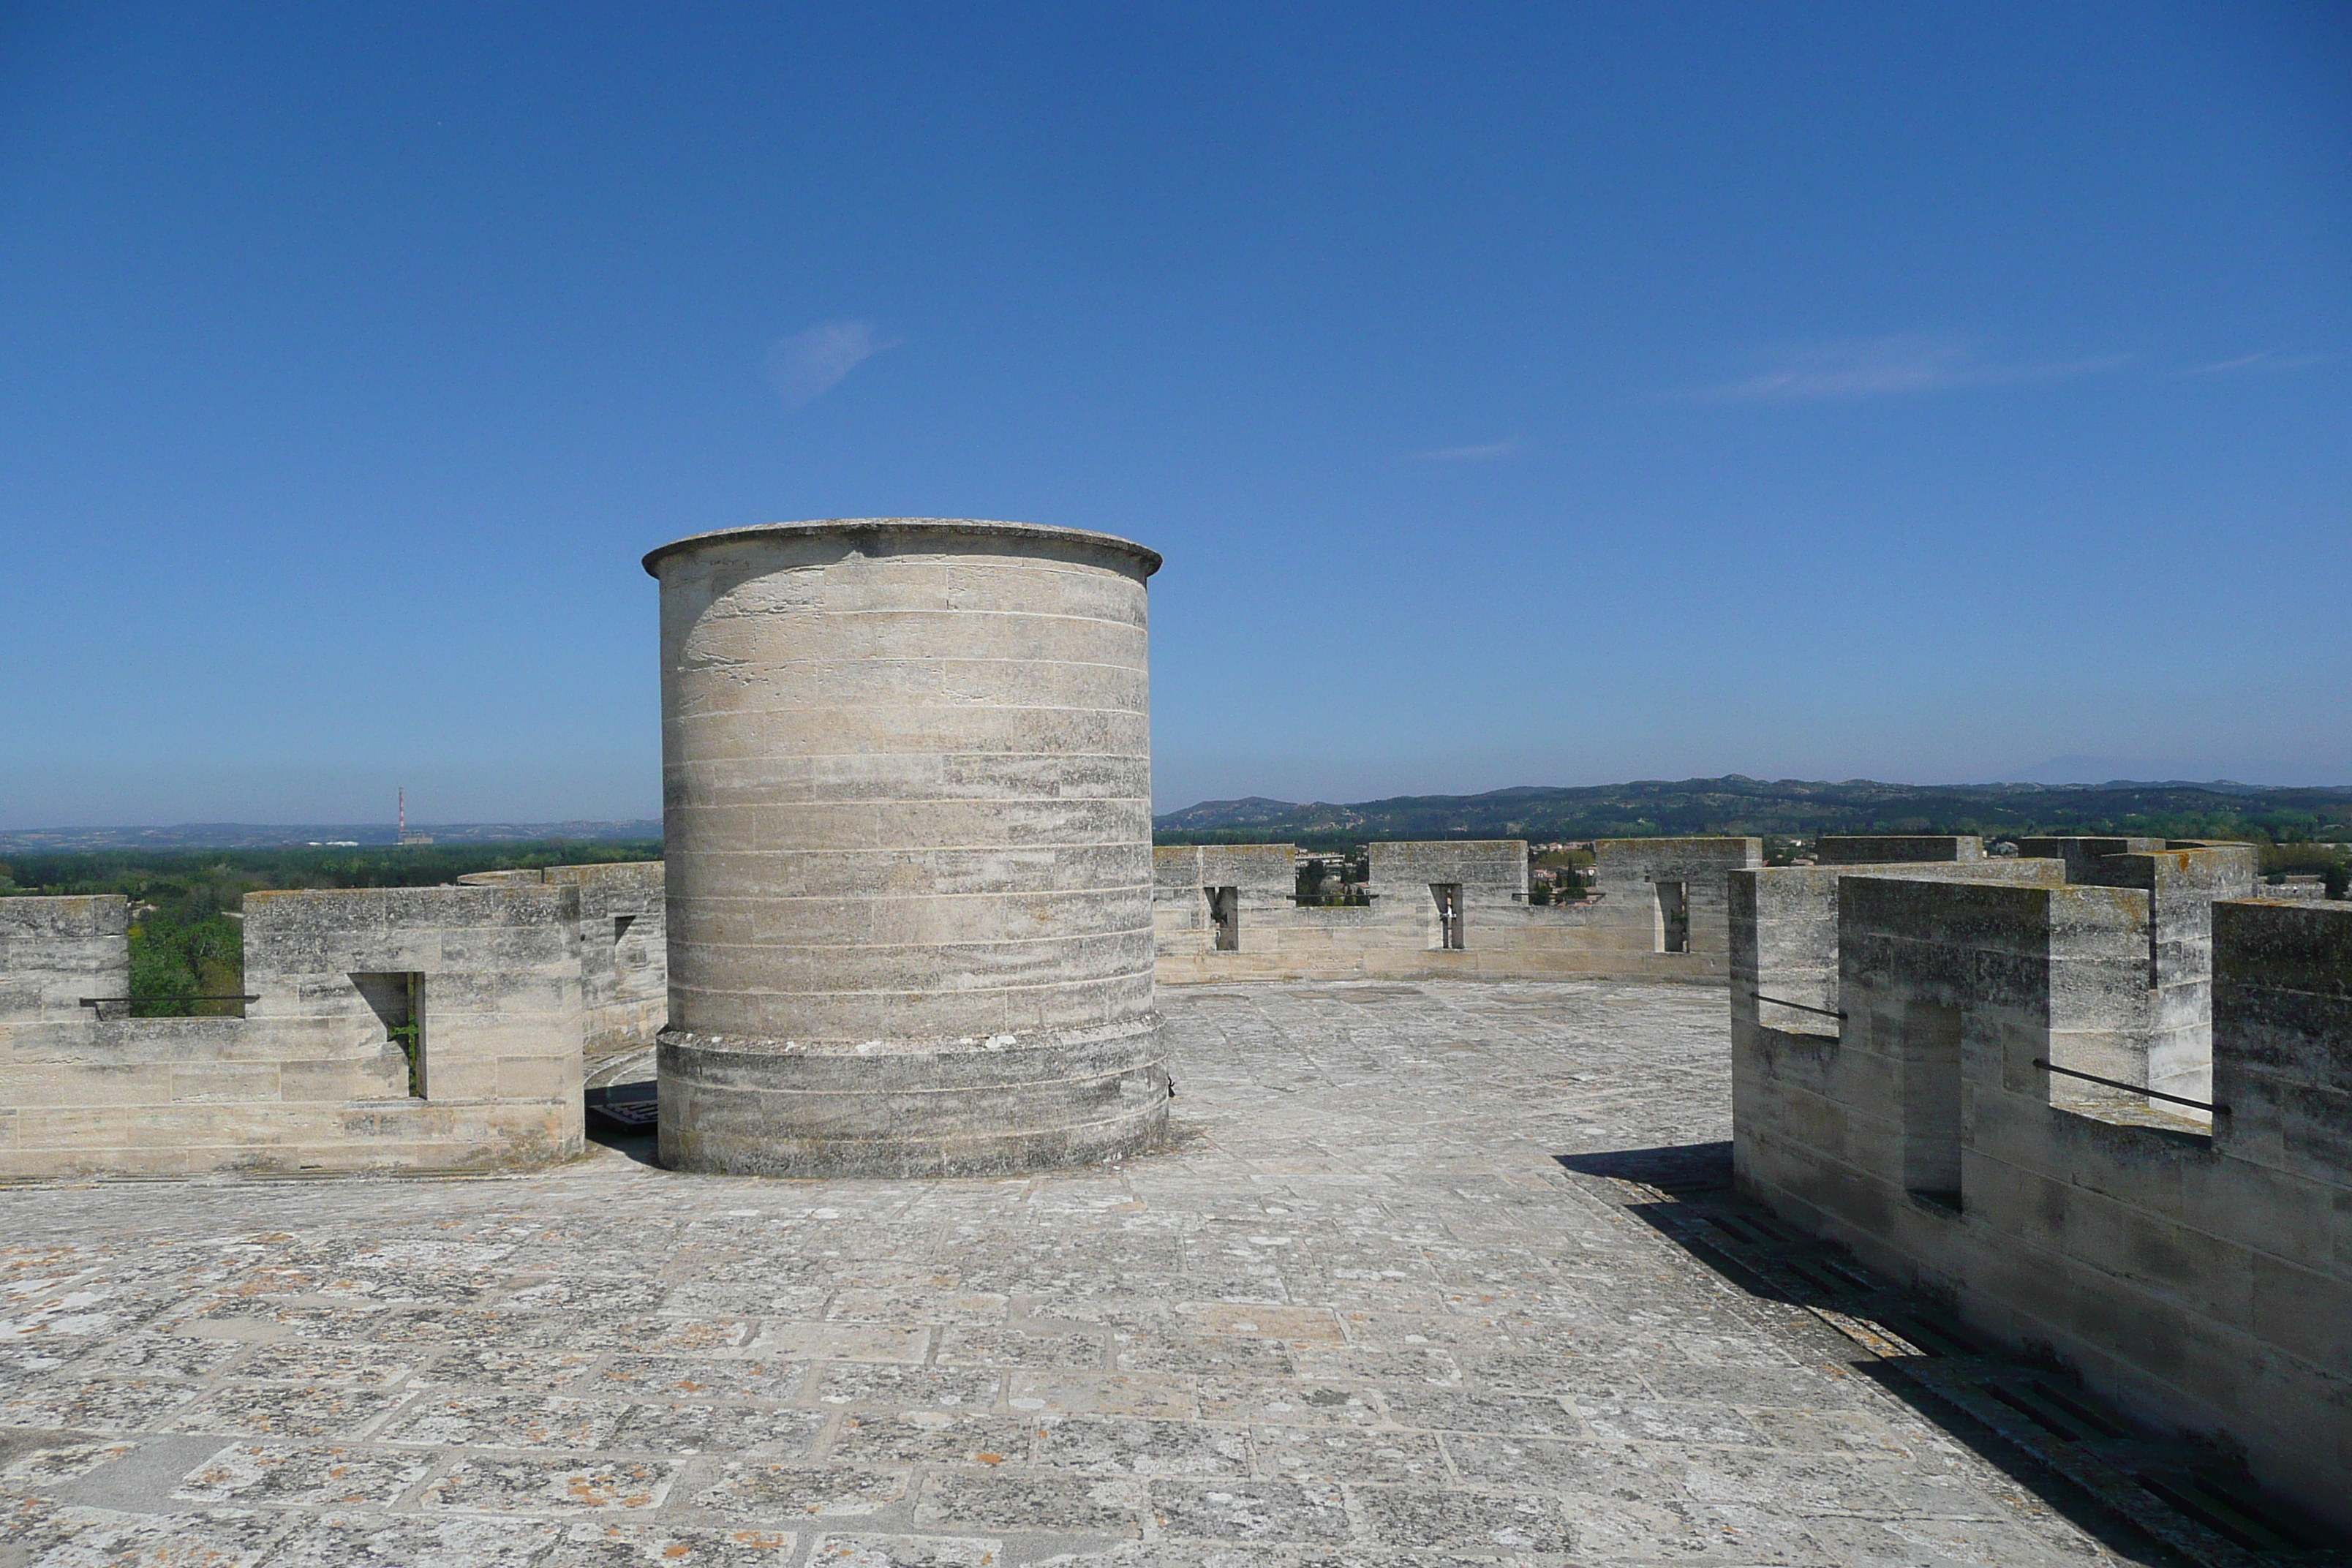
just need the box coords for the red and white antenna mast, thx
[395,785,432,845]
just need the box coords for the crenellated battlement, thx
[0,863,663,1177]
[1730,839,2348,1531]
[1153,836,1762,982]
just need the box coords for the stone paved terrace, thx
[1,981,2149,1567]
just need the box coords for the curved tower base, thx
[655,1014,1170,1178]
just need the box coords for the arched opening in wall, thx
[1207,886,1240,951]
[1431,884,1464,950]
[1901,1000,1964,1210]
[352,972,426,1098]
[1655,881,1689,954]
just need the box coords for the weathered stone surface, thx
[0,867,668,1179]
[1154,838,1764,985]
[646,520,1171,1177]
[1735,855,2351,1536]
[459,862,668,1058]
[1815,836,1987,865]
[0,981,2127,1563]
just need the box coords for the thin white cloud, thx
[1697,335,2126,404]
[1411,439,1522,461]
[766,320,900,408]
[2183,350,2327,376]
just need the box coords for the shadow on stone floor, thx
[1556,1144,2351,1568]
[584,1079,660,1167]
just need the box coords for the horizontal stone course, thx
[1,865,666,1178]
[652,521,1169,1177]
[1735,851,2349,1535]
[1156,836,1763,984]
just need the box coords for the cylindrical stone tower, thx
[642,519,1170,1177]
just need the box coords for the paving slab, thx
[0,980,2149,1565]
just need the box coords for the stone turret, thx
[643,518,1171,1176]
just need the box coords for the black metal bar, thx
[2033,1058,2227,1117]
[1749,992,1847,1021]
[80,995,260,1005]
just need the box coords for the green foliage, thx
[2254,840,2351,900]
[126,905,246,1016]
[2259,842,2351,878]
[389,1019,423,1096]
[126,923,199,1016]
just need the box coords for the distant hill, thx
[2002,756,2281,791]
[1153,777,2352,846]
[0,820,663,853]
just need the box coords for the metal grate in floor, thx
[584,1083,657,1130]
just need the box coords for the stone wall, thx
[2067,843,2259,1106]
[1732,854,2065,1029]
[0,881,608,1177]
[0,895,128,1024]
[1730,851,2348,1530]
[1153,837,1760,983]
[456,861,666,1055]
[1815,834,1987,864]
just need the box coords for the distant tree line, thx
[1154,778,2352,851]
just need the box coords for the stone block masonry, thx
[0,884,578,1176]
[1815,834,1987,864]
[0,864,665,1179]
[1731,841,2348,1531]
[1154,835,1761,983]
[0,895,129,1022]
[643,518,1171,1178]
[455,860,666,1057]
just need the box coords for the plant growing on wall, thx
[389,1019,423,1097]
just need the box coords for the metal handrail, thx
[2034,1058,2227,1117]
[80,995,259,1005]
[79,994,260,1021]
[1748,992,1847,1021]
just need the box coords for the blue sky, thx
[2,3,2346,826]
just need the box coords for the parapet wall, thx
[1815,834,1987,864]
[0,895,129,1022]
[456,861,665,1055]
[1730,844,2345,1530]
[1154,837,1760,983]
[0,862,667,1178]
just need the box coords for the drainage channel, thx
[1557,1144,2351,1568]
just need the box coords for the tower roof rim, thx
[641,519,1161,578]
